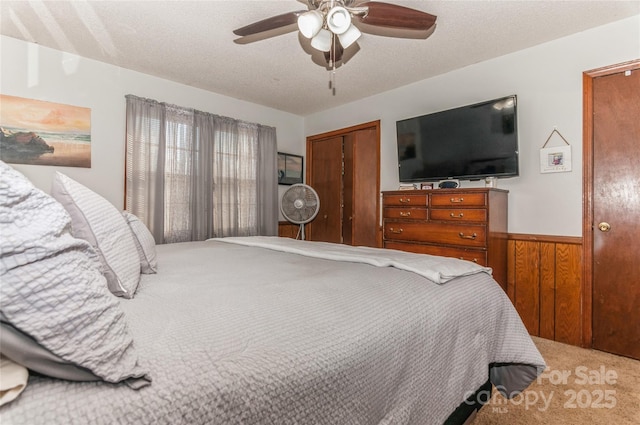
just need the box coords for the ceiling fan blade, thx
[355,1,437,31]
[233,10,306,37]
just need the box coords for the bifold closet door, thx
[343,128,378,247]
[307,136,343,243]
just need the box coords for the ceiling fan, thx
[233,0,437,82]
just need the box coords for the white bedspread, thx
[1,238,544,425]
[215,236,493,284]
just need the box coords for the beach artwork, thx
[1,94,91,168]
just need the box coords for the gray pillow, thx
[122,211,158,274]
[0,161,150,386]
[51,172,141,298]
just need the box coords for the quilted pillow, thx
[51,172,141,298]
[0,161,150,386]
[122,211,158,274]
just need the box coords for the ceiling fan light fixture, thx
[326,6,351,35]
[297,10,324,39]
[310,28,332,52]
[233,1,438,83]
[338,24,361,49]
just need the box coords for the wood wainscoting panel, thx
[554,243,582,346]
[507,234,583,347]
[539,242,556,340]
[512,240,541,335]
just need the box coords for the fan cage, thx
[280,184,320,240]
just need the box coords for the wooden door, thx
[344,128,379,247]
[588,62,640,359]
[307,136,343,243]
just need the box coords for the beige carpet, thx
[473,337,640,424]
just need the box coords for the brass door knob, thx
[598,222,611,232]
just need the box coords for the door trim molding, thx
[582,59,640,348]
[305,120,381,143]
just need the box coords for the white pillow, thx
[51,172,141,298]
[122,211,158,274]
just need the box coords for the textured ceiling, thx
[1,1,639,116]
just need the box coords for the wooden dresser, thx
[382,188,508,289]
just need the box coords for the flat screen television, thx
[396,95,519,183]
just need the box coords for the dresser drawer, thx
[430,192,487,207]
[430,208,487,222]
[385,241,488,266]
[383,207,428,220]
[383,194,428,207]
[384,222,487,247]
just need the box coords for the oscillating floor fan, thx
[280,184,320,240]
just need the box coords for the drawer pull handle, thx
[450,212,464,218]
[399,211,411,217]
[399,198,411,203]
[450,197,464,203]
[389,227,404,234]
[458,232,477,240]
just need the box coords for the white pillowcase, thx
[51,172,141,298]
[0,355,28,406]
[122,211,158,274]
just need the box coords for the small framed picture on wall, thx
[540,145,572,173]
[278,152,303,185]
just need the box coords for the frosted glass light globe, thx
[326,6,351,35]
[297,10,323,39]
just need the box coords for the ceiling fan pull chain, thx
[331,70,336,96]
[328,56,336,95]
[328,31,337,96]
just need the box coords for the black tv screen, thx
[396,95,519,182]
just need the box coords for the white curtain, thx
[125,95,278,243]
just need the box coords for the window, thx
[125,95,277,243]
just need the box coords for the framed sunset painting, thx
[0,94,91,168]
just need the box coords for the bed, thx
[0,161,545,424]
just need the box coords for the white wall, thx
[304,15,640,237]
[0,35,305,210]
